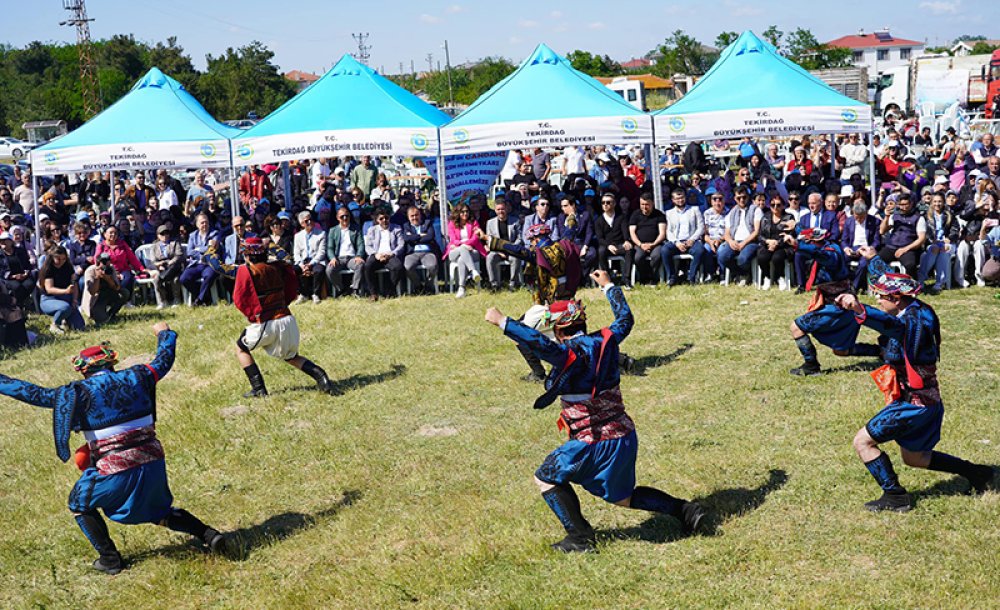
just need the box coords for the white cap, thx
[839,185,854,198]
[934,175,948,185]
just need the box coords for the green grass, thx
[1,285,998,609]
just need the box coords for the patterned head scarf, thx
[241,236,267,256]
[73,342,118,375]
[869,272,922,297]
[525,223,552,240]
[546,299,586,330]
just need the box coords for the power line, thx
[352,32,371,66]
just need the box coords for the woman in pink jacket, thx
[95,225,144,301]
[443,203,486,298]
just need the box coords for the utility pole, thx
[352,32,371,66]
[442,40,454,108]
[60,0,101,119]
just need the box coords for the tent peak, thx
[330,54,374,77]
[526,43,562,66]
[132,67,180,92]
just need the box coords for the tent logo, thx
[621,118,638,134]
[200,143,217,158]
[44,152,59,165]
[410,133,429,151]
[453,128,470,144]
[236,144,254,161]
[841,109,858,123]
[668,117,686,133]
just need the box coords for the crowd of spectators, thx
[1,122,998,353]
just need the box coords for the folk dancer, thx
[484,270,707,552]
[208,236,336,397]
[788,228,881,376]
[0,324,230,574]
[836,250,995,512]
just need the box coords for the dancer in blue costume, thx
[788,227,881,376]
[836,248,995,512]
[0,323,230,574]
[485,269,707,553]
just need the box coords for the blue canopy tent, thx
[441,43,652,155]
[31,67,239,176]
[28,67,241,249]
[653,31,872,143]
[234,54,451,165]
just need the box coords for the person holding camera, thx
[81,253,129,325]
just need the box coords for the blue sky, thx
[5,0,989,75]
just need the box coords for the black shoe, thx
[968,465,996,494]
[864,492,913,513]
[794,287,806,295]
[521,372,545,383]
[243,387,268,398]
[92,554,123,575]
[620,354,637,374]
[315,375,338,396]
[666,278,677,287]
[681,501,708,534]
[550,533,595,553]
[789,363,822,376]
[205,529,233,556]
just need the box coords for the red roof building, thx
[285,70,321,92]
[825,29,925,75]
[621,57,652,70]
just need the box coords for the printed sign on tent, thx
[423,152,507,202]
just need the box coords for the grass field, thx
[0,284,998,609]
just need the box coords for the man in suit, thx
[485,199,522,291]
[325,206,366,296]
[794,192,842,292]
[400,206,440,294]
[840,201,883,291]
[595,193,634,287]
[363,208,404,300]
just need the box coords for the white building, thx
[825,29,924,76]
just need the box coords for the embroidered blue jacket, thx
[504,285,633,408]
[0,330,177,461]
[796,240,849,284]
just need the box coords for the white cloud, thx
[419,13,442,24]
[518,19,540,28]
[919,0,960,14]
[550,10,563,18]
[446,4,465,13]
[588,22,607,30]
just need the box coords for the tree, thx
[651,30,716,77]
[196,41,296,120]
[785,28,852,70]
[970,41,1000,55]
[148,37,198,90]
[566,50,623,77]
[714,31,738,50]
[762,25,784,50]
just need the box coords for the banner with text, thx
[654,105,873,144]
[30,140,233,176]
[423,152,507,202]
[233,126,440,166]
[441,116,653,155]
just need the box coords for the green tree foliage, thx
[785,28,853,70]
[714,32,738,50]
[970,41,1000,55]
[0,37,294,137]
[762,25,784,49]
[650,30,717,77]
[566,50,623,77]
[390,57,514,106]
[196,41,297,120]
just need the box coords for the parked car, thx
[0,137,35,161]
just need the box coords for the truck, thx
[875,52,998,117]
[986,49,1000,118]
[810,67,869,103]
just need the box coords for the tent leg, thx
[230,169,240,218]
[109,170,117,224]
[830,137,837,180]
[867,138,877,208]
[646,143,664,211]
[436,150,450,292]
[281,161,292,212]
[30,160,41,260]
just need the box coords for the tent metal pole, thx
[29,155,41,259]
[110,170,116,224]
[436,133,450,292]
[281,161,292,212]
[230,169,240,218]
[867,137,877,208]
[649,116,664,212]
[830,137,837,179]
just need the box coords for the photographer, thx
[81,253,129,325]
